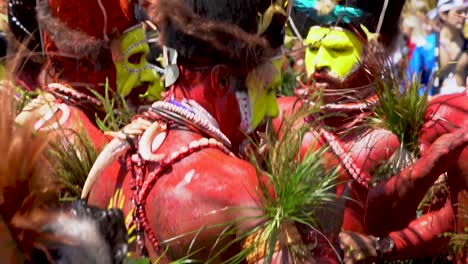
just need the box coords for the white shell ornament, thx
[165,64,180,88]
[163,45,179,87]
[138,122,167,162]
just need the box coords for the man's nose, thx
[141,64,159,83]
[266,94,279,118]
[314,47,332,72]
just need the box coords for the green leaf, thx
[244,93,340,262]
[368,56,428,158]
[45,125,99,199]
[257,4,287,35]
[124,258,151,264]
[88,78,135,132]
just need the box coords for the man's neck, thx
[169,79,246,150]
[41,64,101,91]
[440,25,463,44]
[171,83,217,118]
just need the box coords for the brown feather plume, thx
[0,83,62,262]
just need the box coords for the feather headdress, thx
[0,82,59,262]
[291,0,406,48]
[144,0,290,75]
[0,84,128,263]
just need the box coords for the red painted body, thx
[274,92,468,261]
[275,96,400,230]
[366,92,468,259]
[89,129,263,261]
[88,69,265,262]
[64,105,110,149]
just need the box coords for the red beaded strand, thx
[46,82,103,107]
[320,128,372,188]
[128,136,233,254]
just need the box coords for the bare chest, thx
[301,128,400,180]
[439,41,463,70]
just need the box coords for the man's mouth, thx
[310,72,341,91]
[132,83,150,97]
[258,117,270,130]
[299,71,367,103]
[315,81,332,90]
[127,82,151,110]
[250,119,269,142]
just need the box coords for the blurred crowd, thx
[397,0,467,95]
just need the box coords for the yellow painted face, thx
[304,26,363,79]
[245,59,281,130]
[113,25,164,99]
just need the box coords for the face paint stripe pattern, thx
[235,91,253,134]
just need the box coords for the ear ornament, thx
[163,45,179,87]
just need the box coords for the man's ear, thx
[439,11,448,22]
[210,64,231,97]
[110,39,124,62]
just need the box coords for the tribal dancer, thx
[82,0,302,262]
[408,0,468,96]
[364,92,468,263]
[278,0,468,262]
[0,88,129,264]
[15,0,163,148]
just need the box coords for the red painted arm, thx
[420,93,468,150]
[385,199,454,260]
[365,129,468,235]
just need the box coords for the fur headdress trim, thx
[146,0,285,75]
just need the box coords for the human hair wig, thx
[145,0,288,75]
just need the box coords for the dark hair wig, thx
[146,0,288,75]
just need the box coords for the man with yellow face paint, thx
[274,0,468,263]
[290,0,384,105]
[245,58,282,132]
[16,0,163,152]
[297,24,376,104]
[304,26,363,92]
[114,24,164,100]
[86,0,301,263]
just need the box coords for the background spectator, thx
[408,0,468,96]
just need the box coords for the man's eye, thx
[128,52,145,64]
[266,87,276,95]
[308,46,319,52]
[329,46,350,53]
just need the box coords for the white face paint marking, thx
[235,91,253,134]
[173,169,197,200]
[182,169,196,185]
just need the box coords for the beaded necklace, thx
[296,78,377,187]
[45,82,103,109]
[303,94,374,188]
[305,108,372,188]
[149,99,232,149]
[18,82,103,133]
[319,127,372,188]
[127,99,235,255]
